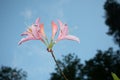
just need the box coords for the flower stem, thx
[50,50,68,80]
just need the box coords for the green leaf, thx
[111,72,120,80]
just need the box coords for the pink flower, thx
[18,18,46,45]
[56,20,80,43]
[19,18,80,51]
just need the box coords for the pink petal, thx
[18,36,35,45]
[31,25,39,39]
[58,19,69,35]
[56,20,80,43]
[35,18,40,26]
[39,24,46,38]
[57,22,68,41]
[64,35,80,43]
[62,24,69,36]
[58,19,64,30]
[51,21,58,39]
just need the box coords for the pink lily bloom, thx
[19,18,80,52]
[56,20,80,43]
[18,18,46,45]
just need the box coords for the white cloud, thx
[21,9,33,20]
[42,0,71,20]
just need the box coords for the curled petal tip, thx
[18,39,24,45]
[73,37,80,43]
[64,35,80,43]
[35,18,40,25]
[18,41,22,45]
[57,19,63,28]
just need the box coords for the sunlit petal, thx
[39,24,46,38]
[51,21,58,39]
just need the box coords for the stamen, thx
[28,28,32,33]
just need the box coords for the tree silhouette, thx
[49,48,120,80]
[104,0,120,46]
[0,66,27,80]
[82,48,120,80]
[50,53,83,80]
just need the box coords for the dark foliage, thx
[104,0,120,46]
[50,53,83,80]
[0,66,27,80]
[82,48,120,80]
[50,48,120,80]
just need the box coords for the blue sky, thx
[0,0,119,80]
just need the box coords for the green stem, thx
[48,39,55,50]
[46,38,49,45]
[50,51,68,80]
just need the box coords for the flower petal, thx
[18,36,35,45]
[64,35,80,43]
[58,19,64,30]
[31,25,39,39]
[57,21,69,42]
[35,18,40,26]
[62,24,69,36]
[39,23,46,38]
[51,21,58,39]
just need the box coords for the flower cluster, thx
[18,18,80,51]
